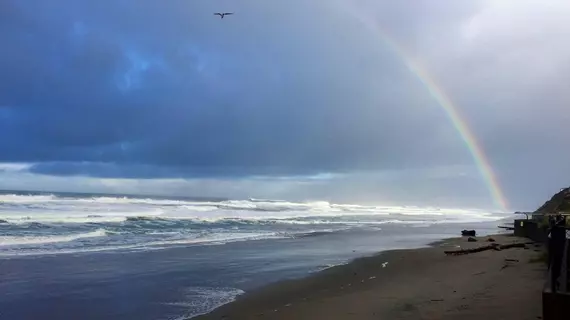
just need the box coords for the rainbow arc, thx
[338,2,508,211]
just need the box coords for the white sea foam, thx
[0,194,500,214]
[0,231,288,257]
[0,194,58,203]
[163,287,245,320]
[144,232,285,247]
[0,228,108,247]
[0,194,503,224]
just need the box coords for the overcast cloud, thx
[1,0,569,210]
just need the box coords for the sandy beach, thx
[197,234,546,320]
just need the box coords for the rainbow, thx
[338,2,508,211]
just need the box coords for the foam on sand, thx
[164,287,245,319]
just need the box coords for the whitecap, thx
[0,228,108,247]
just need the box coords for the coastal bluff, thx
[535,187,570,214]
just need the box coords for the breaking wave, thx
[0,192,506,256]
[0,228,108,246]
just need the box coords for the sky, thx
[1,0,569,211]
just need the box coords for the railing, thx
[515,211,532,219]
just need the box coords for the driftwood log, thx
[445,244,499,255]
[498,243,527,250]
[444,242,528,256]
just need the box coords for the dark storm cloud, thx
[0,0,472,179]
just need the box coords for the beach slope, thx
[197,234,545,320]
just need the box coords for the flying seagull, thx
[214,12,233,19]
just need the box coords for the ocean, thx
[0,191,509,319]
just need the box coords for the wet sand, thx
[196,234,546,320]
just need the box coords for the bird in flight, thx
[214,12,233,19]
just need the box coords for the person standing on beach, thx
[547,216,556,268]
[549,216,566,292]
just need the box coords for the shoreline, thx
[195,233,545,319]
